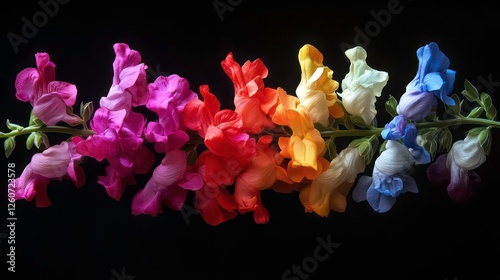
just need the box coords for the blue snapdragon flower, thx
[396,42,456,121]
[381,116,431,164]
[352,140,418,213]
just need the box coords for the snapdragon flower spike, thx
[352,140,418,213]
[339,46,389,126]
[14,140,86,207]
[221,52,279,135]
[15,52,80,126]
[427,133,486,202]
[397,42,456,121]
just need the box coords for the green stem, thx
[0,125,95,138]
[320,117,500,139]
[2,117,499,143]
[416,117,500,129]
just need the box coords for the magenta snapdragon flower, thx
[99,43,149,112]
[74,43,154,200]
[15,52,81,126]
[144,74,198,153]
[15,140,85,207]
[131,149,203,216]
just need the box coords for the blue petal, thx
[402,123,418,148]
[375,195,397,213]
[401,175,419,193]
[423,72,444,92]
[352,175,372,202]
[367,187,396,213]
[425,42,450,73]
[388,177,404,197]
[366,186,382,211]
[409,146,431,164]
[442,69,456,94]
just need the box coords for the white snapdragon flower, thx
[339,46,389,125]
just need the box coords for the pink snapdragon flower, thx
[15,140,86,207]
[74,43,154,201]
[75,108,155,200]
[15,52,80,126]
[132,149,203,216]
[99,43,149,113]
[144,74,198,153]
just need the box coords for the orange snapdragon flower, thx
[221,52,278,135]
[271,88,329,183]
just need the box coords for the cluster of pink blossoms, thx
[13,43,301,225]
[9,42,496,225]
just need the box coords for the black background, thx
[1,1,500,279]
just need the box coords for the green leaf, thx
[466,107,484,118]
[478,129,492,155]
[349,138,365,148]
[462,79,479,102]
[326,137,337,161]
[4,137,16,158]
[29,112,44,126]
[385,95,398,117]
[444,94,462,117]
[437,128,452,153]
[379,140,387,154]
[349,115,368,128]
[6,119,23,131]
[423,139,437,160]
[486,106,497,120]
[26,132,35,150]
[358,142,371,158]
[80,101,94,122]
[343,117,355,130]
[480,93,492,109]
[467,127,483,137]
[34,132,50,150]
[369,135,379,151]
